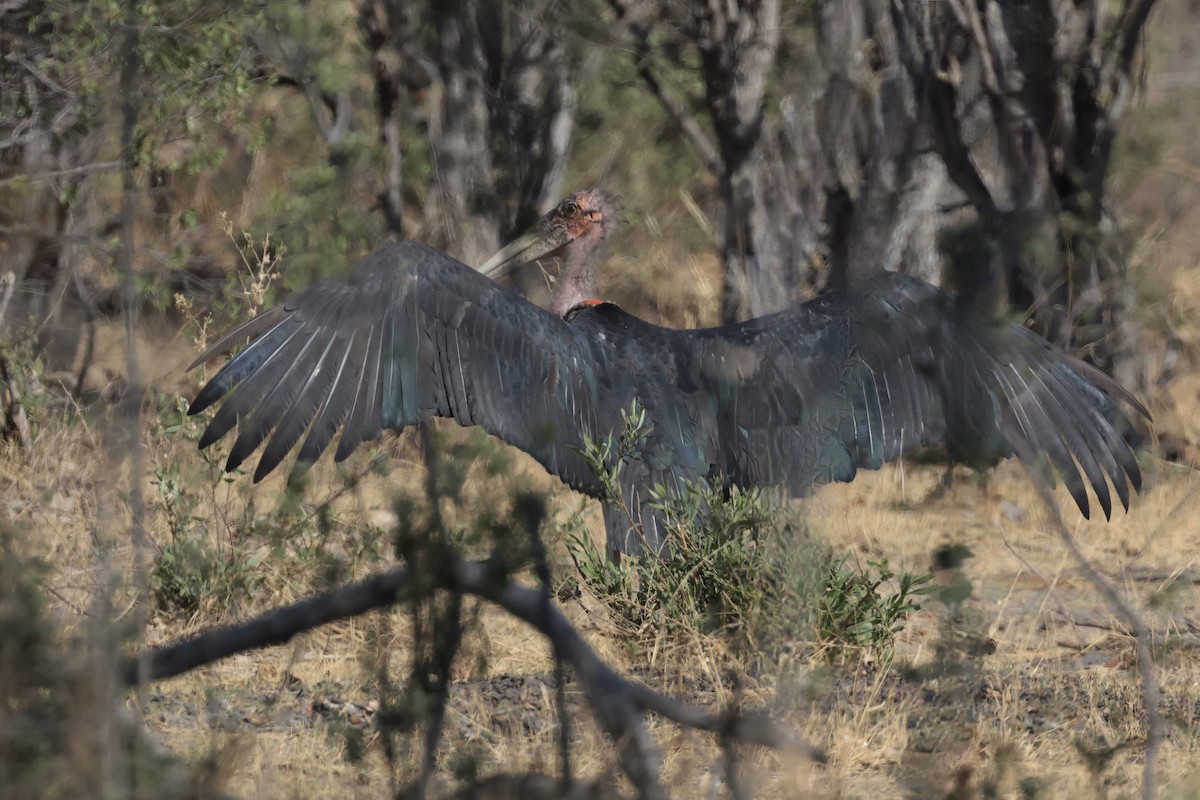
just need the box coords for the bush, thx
[150,533,260,616]
[567,402,932,662]
[816,554,932,664]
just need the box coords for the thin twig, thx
[0,161,121,188]
[1023,468,1162,800]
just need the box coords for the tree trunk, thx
[689,0,782,322]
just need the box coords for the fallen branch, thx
[124,558,822,794]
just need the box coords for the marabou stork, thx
[188,190,1148,556]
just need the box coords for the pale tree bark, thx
[692,0,782,322]
[815,0,946,291]
[618,0,1157,389]
[890,0,1158,388]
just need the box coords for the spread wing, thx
[188,241,634,491]
[189,242,1147,561]
[678,271,1146,519]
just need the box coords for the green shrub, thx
[149,458,261,616]
[816,553,932,663]
[568,401,933,662]
[150,532,260,616]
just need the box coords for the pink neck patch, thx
[578,299,605,307]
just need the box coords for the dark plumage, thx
[189,190,1148,556]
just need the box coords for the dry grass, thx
[7,237,1200,798]
[5,288,1200,797]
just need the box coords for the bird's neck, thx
[551,233,603,317]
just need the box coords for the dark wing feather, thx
[671,271,1144,519]
[188,241,629,491]
[335,315,384,462]
[293,324,362,468]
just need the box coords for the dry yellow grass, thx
[6,222,1200,798]
[5,298,1200,798]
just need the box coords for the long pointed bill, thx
[477,224,573,279]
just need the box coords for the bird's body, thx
[189,191,1147,556]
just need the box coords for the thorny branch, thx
[123,558,823,795]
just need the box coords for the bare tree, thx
[0,0,103,369]
[607,0,783,322]
[262,0,582,265]
[807,0,1159,387]
[889,0,1158,388]
[420,0,578,262]
[610,0,1158,390]
[690,0,783,321]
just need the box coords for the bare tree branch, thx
[607,0,720,174]
[694,0,783,322]
[123,558,823,793]
[1017,448,1162,800]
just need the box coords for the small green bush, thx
[149,459,261,616]
[816,553,932,663]
[568,401,933,662]
[150,533,260,616]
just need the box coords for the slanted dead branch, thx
[124,556,822,797]
[1018,450,1164,800]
